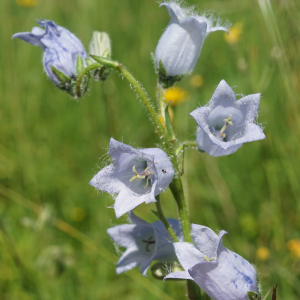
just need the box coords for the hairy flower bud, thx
[88,31,112,80]
[155,2,229,87]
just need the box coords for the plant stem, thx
[157,83,166,122]
[76,63,101,97]
[176,141,198,155]
[117,64,168,139]
[155,196,179,242]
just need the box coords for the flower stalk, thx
[75,63,100,97]
[155,196,179,243]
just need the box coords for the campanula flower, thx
[165,224,258,300]
[155,2,229,87]
[89,138,175,218]
[190,80,265,156]
[12,20,87,91]
[107,211,183,276]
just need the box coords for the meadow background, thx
[0,0,300,299]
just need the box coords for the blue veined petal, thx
[12,20,87,87]
[164,224,258,300]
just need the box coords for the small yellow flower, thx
[164,87,190,107]
[190,74,204,89]
[256,246,270,261]
[16,0,39,7]
[224,23,243,45]
[70,207,86,222]
[287,239,300,259]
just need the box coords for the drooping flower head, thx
[190,80,265,156]
[107,212,183,276]
[12,20,88,93]
[165,224,258,300]
[155,1,229,87]
[89,138,175,218]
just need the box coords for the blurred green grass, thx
[0,0,300,299]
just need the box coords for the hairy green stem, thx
[76,63,101,97]
[176,141,198,155]
[117,64,168,139]
[155,196,179,242]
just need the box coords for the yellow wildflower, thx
[164,87,190,107]
[70,207,86,222]
[256,246,270,261]
[16,0,39,7]
[224,22,243,45]
[287,239,300,259]
[190,74,204,89]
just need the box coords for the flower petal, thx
[164,270,193,280]
[114,185,156,218]
[173,242,205,270]
[116,249,150,274]
[189,248,257,300]
[236,93,261,123]
[209,80,237,109]
[159,2,185,23]
[191,224,227,258]
[12,31,45,49]
[107,224,138,248]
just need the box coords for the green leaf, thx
[51,66,71,85]
[76,55,84,74]
[248,291,261,300]
[90,55,119,69]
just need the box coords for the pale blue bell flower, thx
[190,80,266,156]
[155,2,229,78]
[12,20,87,87]
[165,224,258,300]
[89,138,175,218]
[107,211,183,276]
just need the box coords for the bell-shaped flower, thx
[107,211,183,276]
[155,2,229,86]
[89,138,175,218]
[12,20,87,90]
[165,224,258,300]
[190,80,265,157]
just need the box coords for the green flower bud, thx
[89,31,112,81]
